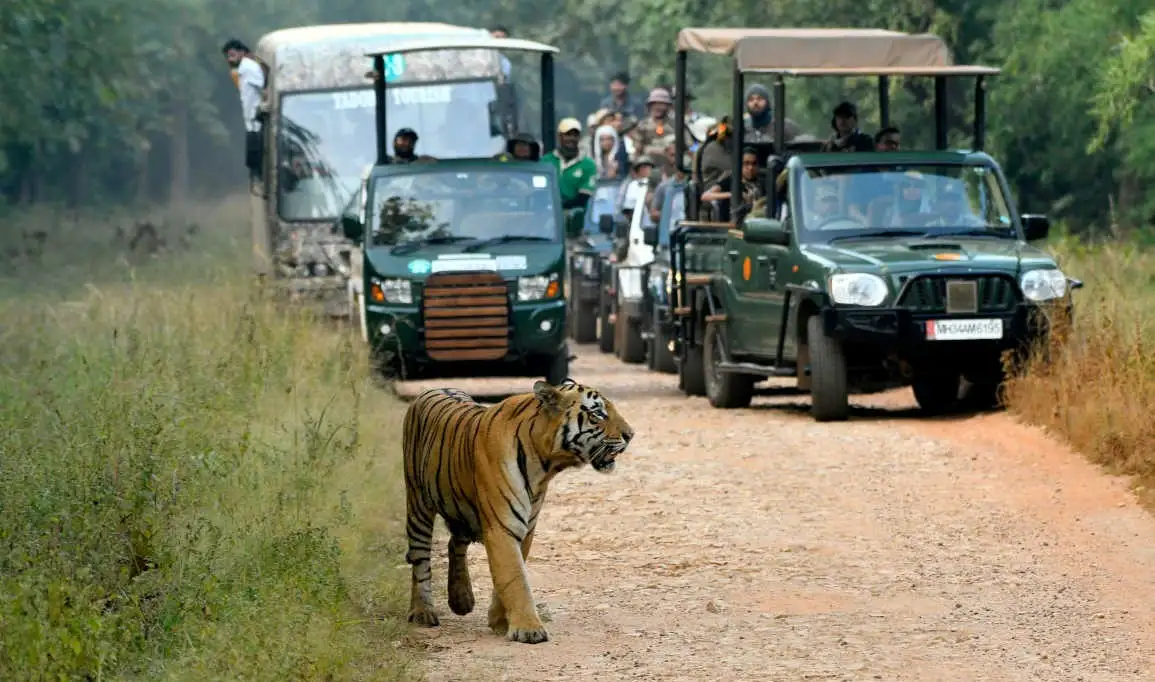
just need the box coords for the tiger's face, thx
[533,378,634,472]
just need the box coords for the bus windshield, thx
[278,81,505,221]
[369,168,560,247]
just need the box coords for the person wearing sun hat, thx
[543,117,598,209]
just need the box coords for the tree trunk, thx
[169,99,189,205]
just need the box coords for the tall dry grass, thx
[0,198,418,681]
[1004,235,1155,505]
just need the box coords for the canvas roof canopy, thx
[674,27,1001,76]
[675,27,906,55]
[364,35,558,57]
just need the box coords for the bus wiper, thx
[462,235,553,252]
[390,235,476,255]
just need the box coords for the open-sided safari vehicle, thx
[340,34,573,383]
[668,28,1081,420]
[565,177,621,344]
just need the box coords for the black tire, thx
[572,300,597,344]
[806,315,849,422]
[680,338,707,397]
[650,308,677,374]
[597,291,614,353]
[960,373,1004,411]
[703,323,755,409]
[616,314,646,363]
[912,372,962,415]
[544,348,570,385]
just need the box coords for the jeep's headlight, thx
[1020,268,1067,302]
[369,277,412,304]
[518,272,560,301]
[829,273,888,306]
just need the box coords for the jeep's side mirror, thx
[598,214,614,235]
[642,224,659,247]
[614,215,631,241]
[743,217,789,246]
[340,215,363,242]
[1021,214,1050,241]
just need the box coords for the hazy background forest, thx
[5,0,1155,233]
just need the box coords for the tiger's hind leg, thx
[405,503,440,626]
[447,535,475,616]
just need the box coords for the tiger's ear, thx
[533,380,564,413]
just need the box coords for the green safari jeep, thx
[674,151,1081,420]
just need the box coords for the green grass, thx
[1004,232,1155,508]
[0,198,419,681]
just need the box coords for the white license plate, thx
[925,318,1003,341]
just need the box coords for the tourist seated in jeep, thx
[700,146,762,221]
[820,101,874,153]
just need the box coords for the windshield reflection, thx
[794,164,1016,242]
[278,81,505,221]
[370,170,559,247]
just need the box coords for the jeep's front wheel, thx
[597,289,614,353]
[703,323,754,408]
[571,300,597,344]
[679,338,707,397]
[616,314,646,364]
[806,315,849,421]
[543,348,570,385]
[649,307,677,374]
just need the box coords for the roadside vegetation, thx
[0,198,417,681]
[1004,230,1155,509]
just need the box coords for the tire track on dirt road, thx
[392,346,1155,682]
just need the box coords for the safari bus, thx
[249,22,515,318]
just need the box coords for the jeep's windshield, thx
[793,163,1017,244]
[369,169,560,248]
[277,81,505,221]
[582,182,622,236]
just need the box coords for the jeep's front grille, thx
[421,272,511,361]
[896,274,1018,314]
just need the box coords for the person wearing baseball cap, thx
[543,118,597,209]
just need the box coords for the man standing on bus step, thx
[543,118,597,210]
[222,39,266,179]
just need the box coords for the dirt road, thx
[394,345,1155,682]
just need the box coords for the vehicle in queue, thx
[667,27,1082,420]
[637,178,686,374]
[594,173,652,355]
[565,177,621,344]
[339,35,572,384]
[249,22,516,319]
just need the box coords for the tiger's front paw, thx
[407,605,440,627]
[507,624,550,644]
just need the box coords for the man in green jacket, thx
[543,118,597,209]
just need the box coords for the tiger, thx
[401,377,635,644]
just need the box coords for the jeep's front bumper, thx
[366,299,567,365]
[821,302,1066,352]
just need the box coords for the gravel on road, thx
[392,346,1155,682]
